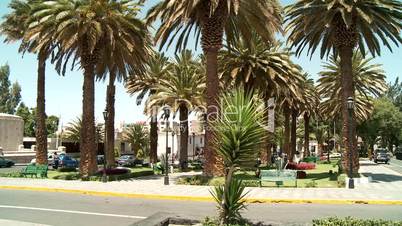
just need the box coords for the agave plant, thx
[210,88,266,224]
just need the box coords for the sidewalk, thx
[1,160,402,205]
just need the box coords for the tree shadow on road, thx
[361,173,402,182]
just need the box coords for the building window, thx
[200,137,203,144]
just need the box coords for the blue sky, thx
[0,0,400,126]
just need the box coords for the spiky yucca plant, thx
[210,88,266,224]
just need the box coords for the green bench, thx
[21,164,48,178]
[259,169,297,187]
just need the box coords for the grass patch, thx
[176,163,345,188]
[1,167,153,181]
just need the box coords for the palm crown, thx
[286,0,402,58]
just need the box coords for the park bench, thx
[21,164,48,178]
[259,169,297,187]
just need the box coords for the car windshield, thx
[120,156,130,160]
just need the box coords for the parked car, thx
[59,154,79,168]
[0,157,15,168]
[373,149,390,164]
[30,155,54,166]
[116,155,143,166]
[97,155,105,165]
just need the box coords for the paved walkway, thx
[1,160,402,204]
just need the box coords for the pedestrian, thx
[53,152,59,169]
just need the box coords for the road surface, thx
[0,190,402,226]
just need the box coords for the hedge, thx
[313,217,402,226]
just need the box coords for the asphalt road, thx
[0,190,402,226]
[387,158,402,174]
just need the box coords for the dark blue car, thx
[59,154,79,168]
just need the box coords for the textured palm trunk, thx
[339,46,359,174]
[290,108,298,161]
[35,53,47,165]
[179,104,189,170]
[283,103,291,158]
[261,96,273,164]
[201,0,227,177]
[80,52,98,177]
[105,71,116,168]
[304,113,310,157]
[150,114,158,163]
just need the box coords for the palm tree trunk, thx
[105,71,116,168]
[179,104,189,170]
[304,113,310,157]
[290,108,298,161]
[150,113,158,164]
[36,53,47,165]
[80,53,97,177]
[283,103,291,158]
[201,0,227,177]
[339,46,359,174]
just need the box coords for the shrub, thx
[58,167,77,172]
[53,173,80,180]
[337,174,346,188]
[305,181,317,188]
[297,171,307,179]
[312,217,402,226]
[96,168,129,175]
[0,172,22,178]
[286,162,316,170]
[176,175,211,185]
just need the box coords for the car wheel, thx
[6,162,13,168]
[374,160,377,163]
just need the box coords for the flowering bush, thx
[286,162,316,170]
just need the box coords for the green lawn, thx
[177,162,346,188]
[0,167,153,181]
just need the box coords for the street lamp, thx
[162,106,171,185]
[172,130,175,164]
[347,97,354,189]
[102,108,108,183]
[192,132,196,161]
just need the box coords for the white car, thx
[30,155,55,165]
[329,152,342,158]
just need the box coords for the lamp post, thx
[102,108,108,183]
[192,132,196,161]
[162,106,170,185]
[347,97,354,189]
[172,130,175,164]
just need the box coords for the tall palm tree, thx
[147,0,282,176]
[299,74,319,157]
[286,0,402,173]
[91,1,151,168]
[30,0,150,177]
[125,52,171,163]
[122,123,149,158]
[219,35,304,163]
[318,51,387,122]
[1,0,56,166]
[148,50,205,170]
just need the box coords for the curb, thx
[1,185,402,205]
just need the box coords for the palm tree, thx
[286,0,402,174]
[299,74,319,157]
[147,0,282,176]
[91,1,151,168]
[63,117,104,144]
[219,35,304,163]
[148,50,205,170]
[30,0,150,177]
[1,0,56,166]
[125,52,171,164]
[122,123,150,158]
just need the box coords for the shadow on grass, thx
[306,172,338,181]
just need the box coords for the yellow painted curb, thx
[1,185,402,205]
